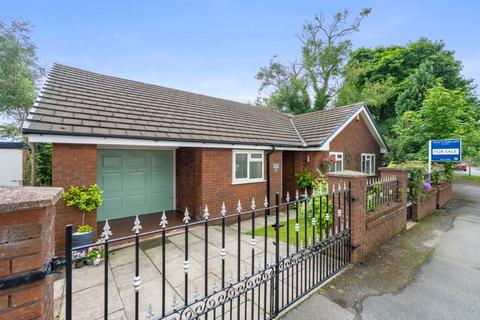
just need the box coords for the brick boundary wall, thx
[436,182,452,209]
[0,186,62,320]
[413,189,438,221]
[52,144,97,255]
[364,203,405,257]
[327,168,408,263]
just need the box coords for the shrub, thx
[298,171,334,235]
[388,161,427,200]
[62,184,103,232]
[295,169,318,191]
[77,225,94,233]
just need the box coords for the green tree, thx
[257,8,371,114]
[395,60,436,116]
[394,82,480,161]
[338,38,469,123]
[0,20,45,185]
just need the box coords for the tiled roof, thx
[24,64,366,148]
[291,103,364,146]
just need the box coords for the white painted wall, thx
[0,149,23,186]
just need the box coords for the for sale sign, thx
[430,139,462,162]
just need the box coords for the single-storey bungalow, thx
[23,64,388,252]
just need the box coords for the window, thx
[233,150,264,183]
[329,152,343,172]
[361,153,376,174]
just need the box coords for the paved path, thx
[54,213,288,320]
[281,179,480,320]
[361,179,480,320]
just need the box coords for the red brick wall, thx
[52,144,97,254]
[282,116,383,193]
[0,205,56,320]
[327,168,408,263]
[177,148,283,219]
[413,189,438,221]
[176,148,202,218]
[364,203,405,256]
[436,182,452,209]
[329,115,382,172]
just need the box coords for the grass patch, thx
[247,217,325,245]
[455,174,480,184]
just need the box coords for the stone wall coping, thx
[326,170,368,178]
[0,186,63,214]
[378,167,410,172]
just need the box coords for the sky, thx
[2,0,480,106]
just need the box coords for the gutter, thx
[266,146,276,211]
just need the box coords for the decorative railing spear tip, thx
[203,204,210,220]
[251,197,256,210]
[236,199,242,213]
[264,194,268,208]
[286,191,290,202]
[102,220,112,240]
[183,208,191,224]
[132,215,142,234]
[160,211,168,229]
[221,201,227,217]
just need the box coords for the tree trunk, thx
[29,142,37,186]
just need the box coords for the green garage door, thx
[97,149,174,221]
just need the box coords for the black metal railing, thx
[366,176,399,212]
[64,183,352,320]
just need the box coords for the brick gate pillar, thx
[0,186,62,320]
[327,170,368,263]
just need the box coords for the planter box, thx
[413,189,438,222]
[436,182,452,209]
[72,230,94,248]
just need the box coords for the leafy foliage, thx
[77,225,94,233]
[0,19,45,185]
[22,143,52,186]
[388,161,427,200]
[366,182,382,212]
[298,171,333,230]
[295,169,317,190]
[85,245,104,265]
[394,82,480,161]
[62,184,103,230]
[35,143,51,185]
[338,38,479,162]
[257,8,371,114]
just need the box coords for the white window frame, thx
[329,152,344,172]
[361,153,376,175]
[232,150,265,184]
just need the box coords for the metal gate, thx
[64,183,352,320]
[406,173,414,220]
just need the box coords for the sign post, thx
[428,139,462,173]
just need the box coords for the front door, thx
[97,149,174,221]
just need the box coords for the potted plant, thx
[85,246,104,266]
[62,184,103,248]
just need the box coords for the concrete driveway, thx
[361,179,480,319]
[281,179,480,320]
